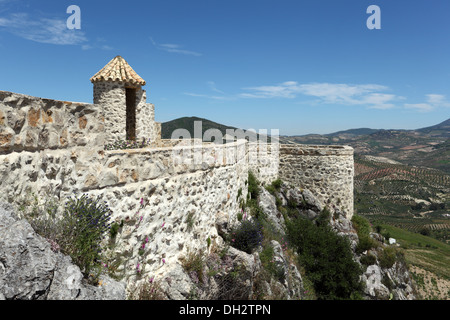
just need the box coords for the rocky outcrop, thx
[258,182,416,300]
[0,202,126,300]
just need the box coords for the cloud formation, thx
[240,81,399,109]
[150,37,202,56]
[404,94,450,112]
[0,13,87,45]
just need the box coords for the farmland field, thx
[354,155,450,244]
[354,155,450,299]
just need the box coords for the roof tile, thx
[90,56,146,86]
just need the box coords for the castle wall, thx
[0,91,105,153]
[247,142,279,185]
[0,89,355,284]
[279,144,354,218]
[0,113,249,282]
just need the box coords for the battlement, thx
[0,56,354,282]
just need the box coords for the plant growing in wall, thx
[62,194,113,280]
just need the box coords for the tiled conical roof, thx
[90,56,146,86]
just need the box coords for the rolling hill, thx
[161,116,240,140]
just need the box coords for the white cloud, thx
[404,103,434,112]
[207,81,225,94]
[240,81,399,109]
[404,94,450,112]
[150,37,202,56]
[426,94,450,107]
[184,92,230,100]
[0,13,87,45]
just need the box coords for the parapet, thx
[279,144,354,219]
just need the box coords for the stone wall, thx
[0,91,105,152]
[0,126,249,282]
[278,144,354,218]
[248,142,279,185]
[93,82,160,144]
[1,89,356,286]
[87,141,249,283]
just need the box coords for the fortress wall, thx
[0,91,105,153]
[0,136,249,282]
[247,142,279,185]
[86,140,249,282]
[0,90,357,282]
[278,144,354,218]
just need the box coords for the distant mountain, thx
[417,118,450,137]
[326,128,380,137]
[161,116,240,140]
[283,118,450,173]
[161,116,449,173]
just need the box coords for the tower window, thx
[126,88,136,141]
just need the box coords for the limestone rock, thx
[270,240,304,299]
[258,187,285,235]
[0,202,126,300]
[362,265,390,299]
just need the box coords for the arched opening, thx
[126,87,136,141]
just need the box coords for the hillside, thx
[354,154,450,241]
[353,154,450,299]
[161,116,240,140]
[283,118,450,174]
[417,118,450,137]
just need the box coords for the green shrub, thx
[352,214,378,254]
[247,171,260,200]
[181,250,206,284]
[259,244,285,283]
[286,214,363,300]
[360,253,377,266]
[62,194,113,278]
[352,214,372,237]
[265,179,283,196]
[356,235,379,254]
[379,246,398,269]
[271,179,283,190]
[229,219,264,254]
[109,220,123,239]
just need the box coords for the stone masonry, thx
[0,55,354,283]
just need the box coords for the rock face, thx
[258,182,416,300]
[0,202,126,300]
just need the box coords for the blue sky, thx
[0,0,449,135]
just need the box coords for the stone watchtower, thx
[90,55,160,144]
